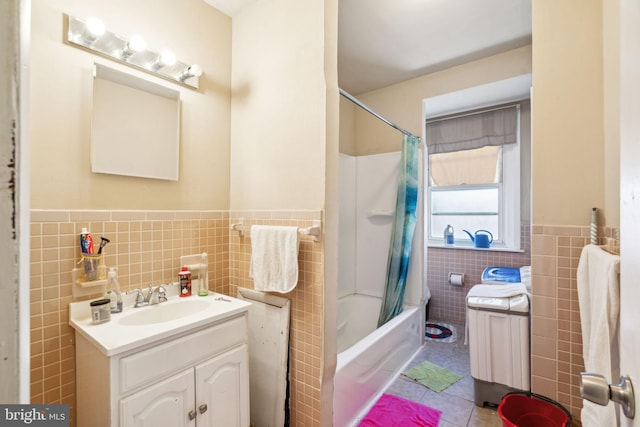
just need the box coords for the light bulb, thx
[121,35,146,59]
[178,64,203,81]
[188,64,203,77]
[160,50,176,67]
[150,50,176,70]
[127,35,147,53]
[82,16,105,43]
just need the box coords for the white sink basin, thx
[119,299,211,326]
[69,291,252,356]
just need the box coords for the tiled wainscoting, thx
[227,212,324,426]
[427,223,531,324]
[30,209,323,427]
[531,224,618,422]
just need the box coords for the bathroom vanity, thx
[69,293,251,427]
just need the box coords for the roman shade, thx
[426,105,518,154]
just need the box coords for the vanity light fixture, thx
[64,14,202,89]
[178,64,203,82]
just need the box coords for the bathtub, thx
[334,293,423,427]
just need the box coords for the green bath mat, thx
[402,360,463,393]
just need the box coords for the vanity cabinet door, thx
[120,368,196,427]
[195,344,249,427]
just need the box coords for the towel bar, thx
[597,236,620,255]
[229,221,322,242]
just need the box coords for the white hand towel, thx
[249,225,300,293]
[577,244,620,427]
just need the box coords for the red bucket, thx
[498,393,570,427]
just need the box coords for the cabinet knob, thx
[199,403,208,414]
[188,409,197,420]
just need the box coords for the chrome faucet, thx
[127,285,168,308]
[148,284,167,305]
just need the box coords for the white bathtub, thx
[334,294,423,427]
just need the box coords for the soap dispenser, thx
[105,267,123,313]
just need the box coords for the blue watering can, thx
[463,229,493,248]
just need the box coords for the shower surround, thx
[336,151,426,424]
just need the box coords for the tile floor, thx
[383,323,504,427]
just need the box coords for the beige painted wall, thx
[340,47,533,220]
[230,1,337,424]
[229,0,328,210]
[532,1,608,226]
[30,0,231,210]
[322,0,340,425]
[353,45,532,156]
[338,97,356,155]
[529,2,620,417]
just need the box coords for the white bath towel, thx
[577,244,620,427]
[249,225,300,293]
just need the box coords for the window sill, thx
[427,242,525,254]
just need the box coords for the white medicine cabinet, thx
[91,63,181,181]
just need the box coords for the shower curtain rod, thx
[339,88,421,142]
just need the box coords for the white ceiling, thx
[204,0,532,95]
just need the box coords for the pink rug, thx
[358,394,442,427]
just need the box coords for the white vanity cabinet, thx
[74,311,250,427]
[120,345,248,426]
[120,368,195,427]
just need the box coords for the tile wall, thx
[530,224,618,422]
[29,209,324,427]
[227,212,324,426]
[426,221,619,423]
[427,222,531,324]
[33,210,613,424]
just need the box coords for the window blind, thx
[426,104,518,154]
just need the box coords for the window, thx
[426,104,521,250]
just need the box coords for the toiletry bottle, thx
[80,227,98,281]
[90,298,111,324]
[197,253,209,297]
[179,266,192,297]
[444,224,455,246]
[105,267,123,313]
[80,227,94,254]
[197,280,209,297]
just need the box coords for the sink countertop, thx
[69,291,252,357]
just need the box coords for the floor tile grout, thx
[381,322,503,427]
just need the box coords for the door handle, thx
[580,372,635,419]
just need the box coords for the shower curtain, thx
[378,135,420,327]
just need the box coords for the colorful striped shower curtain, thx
[378,135,420,327]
